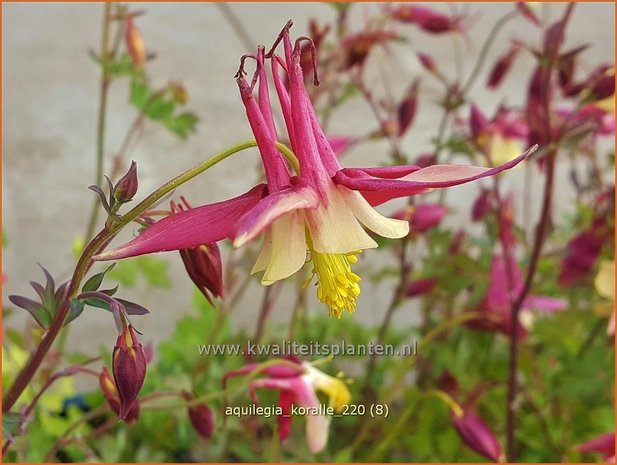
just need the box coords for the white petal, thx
[345,189,409,239]
[306,185,377,254]
[262,212,307,285]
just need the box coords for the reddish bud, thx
[411,203,447,232]
[406,277,437,297]
[452,412,504,462]
[172,198,224,304]
[487,46,519,89]
[576,432,615,460]
[437,371,459,399]
[588,66,615,101]
[516,3,540,26]
[99,367,140,423]
[469,104,489,143]
[183,392,214,440]
[341,30,399,71]
[471,189,492,222]
[417,52,437,73]
[414,153,437,168]
[391,5,464,34]
[112,324,147,420]
[114,161,138,203]
[397,78,420,136]
[125,16,146,70]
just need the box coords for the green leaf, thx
[82,263,116,292]
[145,95,174,121]
[164,112,198,139]
[3,412,26,441]
[66,299,85,325]
[130,78,151,110]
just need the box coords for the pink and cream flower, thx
[95,21,534,318]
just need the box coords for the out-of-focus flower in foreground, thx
[224,359,351,454]
[452,412,505,462]
[389,4,466,34]
[94,21,533,319]
[575,431,615,462]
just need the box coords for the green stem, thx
[84,4,113,243]
[2,139,298,416]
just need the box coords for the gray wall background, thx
[3,3,614,365]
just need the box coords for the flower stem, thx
[505,5,575,460]
[83,3,113,243]
[2,139,297,416]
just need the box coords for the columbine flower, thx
[470,104,529,166]
[224,358,351,454]
[94,21,533,318]
[468,255,567,337]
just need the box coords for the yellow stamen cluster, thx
[307,248,362,318]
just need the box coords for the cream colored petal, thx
[306,413,330,454]
[345,189,409,239]
[595,259,615,301]
[251,229,272,274]
[306,185,377,254]
[262,212,307,285]
[489,135,523,166]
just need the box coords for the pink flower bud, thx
[114,161,138,203]
[397,78,420,136]
[487,46,519,89]
[125,16,146,70]
[516,3,540,26]
[172,198,224,304]
[112,324,146,420]
[406,277,437,297]
[411,203,447,232]
[452,412,504,462]
[588,66,615,101]
[183,392,214,440]
[469,104,489,143]
[391,5,464,34]
[471,189,492,222]
[99,367,140,423]
[341,30,399,71]
[417,52,437,73]
[576,431,615,460]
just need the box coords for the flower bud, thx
[417,52,437,73]
[114,161,138,203]
[406,277,437,297]
[99,367,140,423]
[397,78,420,136]
[391,5,464,34]
[172,198,224,304]
[112,324,146,420]
[487,46,519,89]
[575,431,615,460]
[410,203,447,232]
[183,392,214,440]
[516,2,540,26]
[452,412,504,462]
[471,189,492,222]
[125,16,146,70]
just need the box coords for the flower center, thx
[306,241,362,318]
